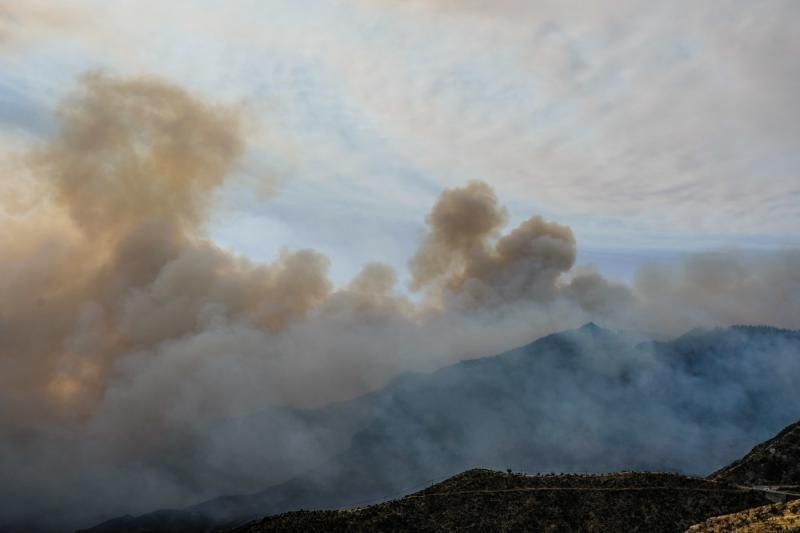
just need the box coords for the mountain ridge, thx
[228,469,780,533]
[78,324,800,533]
[711,420,800,487]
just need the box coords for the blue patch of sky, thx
[0,77,54,135]
[210,55,444,286]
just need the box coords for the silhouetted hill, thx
[711,420,800,487]
[79,324,800,533]
[228,469,774,533]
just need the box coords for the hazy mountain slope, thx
[711,420,800,487]
[80,325,800,533]
[688,499,800,532]
[229,469,774,533]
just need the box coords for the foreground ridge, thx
[229,470,774,533]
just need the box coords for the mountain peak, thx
[578,322,604,334]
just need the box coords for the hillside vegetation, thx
[230,470,773,533]
[711,420,800,487]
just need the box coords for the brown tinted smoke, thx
[410,180,576,307]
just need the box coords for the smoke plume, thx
[1,73,799,531]
[410,180,576,307]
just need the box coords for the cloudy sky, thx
[2,0,799,285]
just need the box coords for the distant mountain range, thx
[79,324,800,532]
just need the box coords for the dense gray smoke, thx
[0,73,799,531]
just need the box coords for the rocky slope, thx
[711,420,800,487]
[688,499,800,532]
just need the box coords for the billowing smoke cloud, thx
[563,270,636,317]
[410,180,576,307]
[0,74,339,529]
[37,72,242,239]
[0,73,799,532]
[0,73,331,428]
[411,180,508,289]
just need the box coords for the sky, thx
[2,0,798,286]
